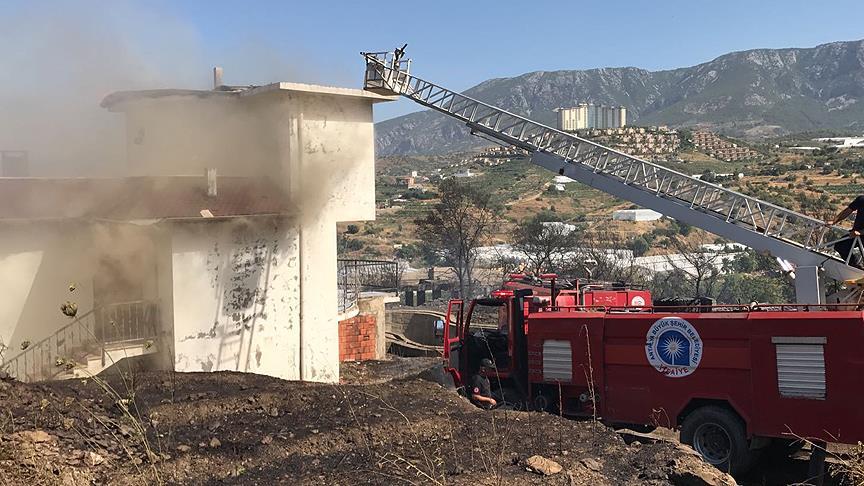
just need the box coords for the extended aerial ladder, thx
[362,49,864,304]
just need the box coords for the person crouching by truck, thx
[468,358,497,409]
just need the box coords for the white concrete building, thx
[540,221,578,234]
[612,209,663,221]
[814,136,864,148]
[0,81,394,384]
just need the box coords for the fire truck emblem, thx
[645,317,702,378]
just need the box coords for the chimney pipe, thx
[206,168,218,197]
[213,67,223,90]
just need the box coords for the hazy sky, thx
[2,0,863,124]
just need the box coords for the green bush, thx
[395,243,422,261]
[629,236,650,257]
[346,239,364,251]
[401,188,436,200]
[716,274,792,304]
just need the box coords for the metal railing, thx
[95,300,160,344]
[362,50,864,285]
[542,303,864,313]
[337,259,399,313]
[1,300,159,383]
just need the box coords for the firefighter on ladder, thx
[392,44,407,67]
[827,195,864,268]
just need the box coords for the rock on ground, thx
[525,455,563,475]
[668,454,737,486]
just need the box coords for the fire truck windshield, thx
[467,298,510,335]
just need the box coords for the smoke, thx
[0,2,207,176]
[0,1,355,178]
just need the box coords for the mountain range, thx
[375,39,864,156]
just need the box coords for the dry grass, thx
[3,294,164,484]
[832,442,864,485]
[784,427,864,485]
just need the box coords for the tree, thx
[715,274,792,304]
[673,220,692,236]
[338,234,364,253]
[730,248,783,274]
[415,179,498,299]
[395,242,421,261]
[730,250,756,273]
[650,268,693,299]
[665,234,725,298]
[511,215,582,275]
[491,251,524,281]
[564,229,649,285]
[629,236,650,257]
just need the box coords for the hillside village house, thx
[0,79,394,383]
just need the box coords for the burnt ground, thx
[339,356,442,384]
[0,356,844,485]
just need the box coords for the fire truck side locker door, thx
[529,314,606,415]
[568,316,607,415]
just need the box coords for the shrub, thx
[629,236,650,257]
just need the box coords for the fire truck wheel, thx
[533,393,559,413]
[680,406,755,475]
[533,394,549,412]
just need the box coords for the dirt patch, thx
[0,363,734,485]
[340,356,441,384]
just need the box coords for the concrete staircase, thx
[1,301,159,383]
[54,340,158,380]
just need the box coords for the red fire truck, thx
[443,274,864,474]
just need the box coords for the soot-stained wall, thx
[171,218,301,380]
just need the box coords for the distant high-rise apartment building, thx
[556,103,627,131]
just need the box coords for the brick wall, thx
[338,313,377,361]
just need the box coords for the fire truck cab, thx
[443,274,864,474]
